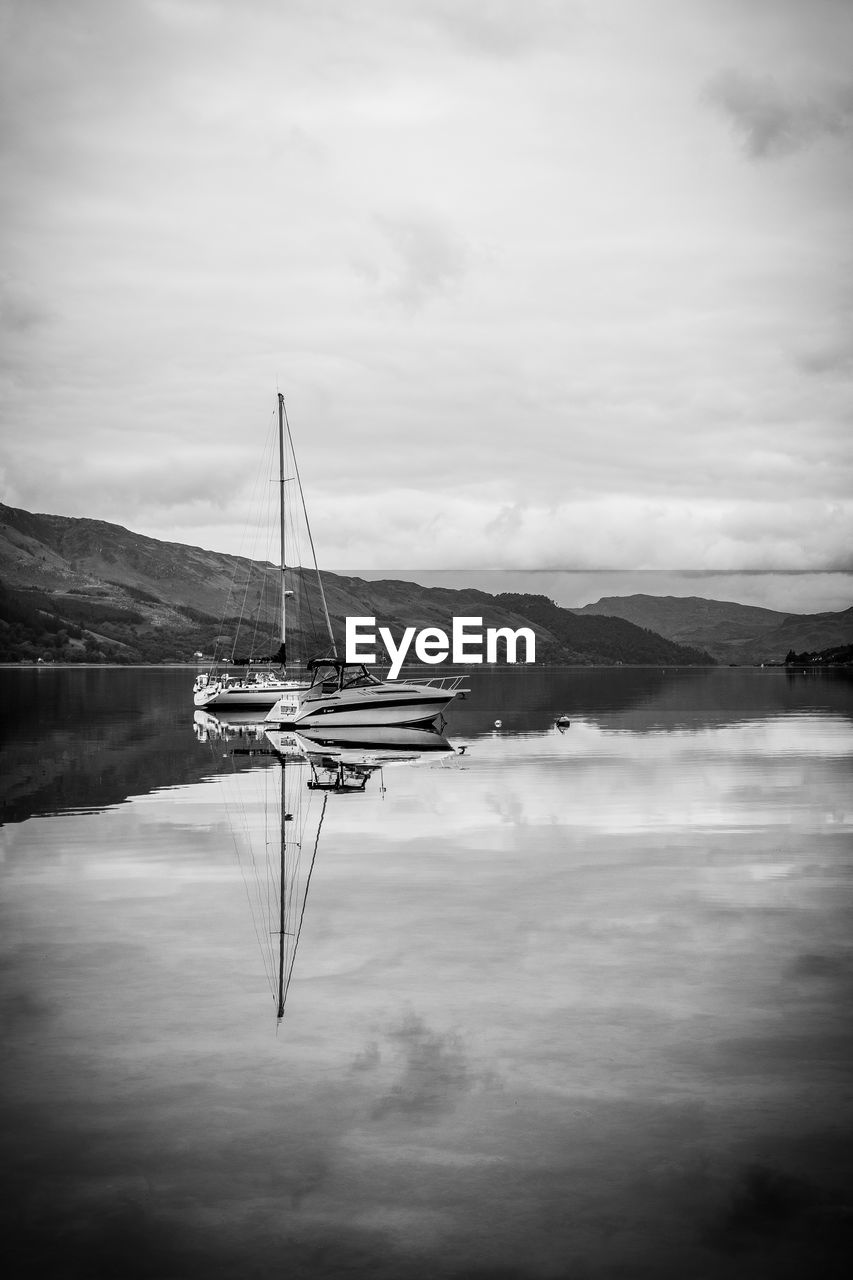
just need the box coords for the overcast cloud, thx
[1,0,852,581]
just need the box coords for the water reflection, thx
[294,726,457,793]
[2,668,853,1278]
[201,716,459,1020]
[3,666,851,823]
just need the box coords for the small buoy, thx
[494,719,502,728]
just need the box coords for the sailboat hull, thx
[194,679,305,711]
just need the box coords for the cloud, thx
[793,337,853,377]
[1,2,851,577]
[788,950,851,980]
[417,0,576,59]
[305,489,853,572]
[0,279,52,339]
[362,213,470,311]
[707,1163,816,1250]
[704,69,853,159]
[363,1013,476,1122]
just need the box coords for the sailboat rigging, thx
[219,733,325,1022]
[273,744,327,1020]
[193,394,335,711]
[196,392,468,728]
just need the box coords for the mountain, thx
[573,594,853,665]
[0,504,713,666]
[490,593,713,666]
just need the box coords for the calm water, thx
[2,666,852,1278]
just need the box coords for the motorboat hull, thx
[287,725,456,790]
[293,725,454,751]
[292,684,456,728]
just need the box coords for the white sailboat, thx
[193,393,335,712]
[196,391,467,727]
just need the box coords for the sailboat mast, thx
[278,393,287,664]
[277,758,286,1021]
[278,394,338,658]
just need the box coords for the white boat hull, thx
[294,725,453,751]
[193,676,306,711]
[292,683,456,728]
[194,687,282,709]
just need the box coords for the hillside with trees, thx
[1,503,714,667]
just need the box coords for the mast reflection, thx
[198,711,457,1020]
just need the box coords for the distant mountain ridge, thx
[0,503,714,666]
[573,593,853,664]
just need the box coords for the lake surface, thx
[2,666,852,1278]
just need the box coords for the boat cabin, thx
[307,760,372,792]
[305,657,384,694]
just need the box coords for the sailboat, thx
[193,393,335,712]
[197,391,468,727]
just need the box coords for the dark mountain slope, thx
[495,594,714,665]
[1,503,713,666]
[573,594,786,641]
[574,593,853,664]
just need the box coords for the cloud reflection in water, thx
[2,698,853,1277]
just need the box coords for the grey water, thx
[2,666,852,1278]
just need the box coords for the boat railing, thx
[417,674,471,694]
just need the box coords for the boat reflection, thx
[207,715,458,1019]
[290,724,457,792]
[193,707,271,743]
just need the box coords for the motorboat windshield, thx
[306,658,383,692]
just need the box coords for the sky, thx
[1,0,852,605]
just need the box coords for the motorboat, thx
[265,657,467,729]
